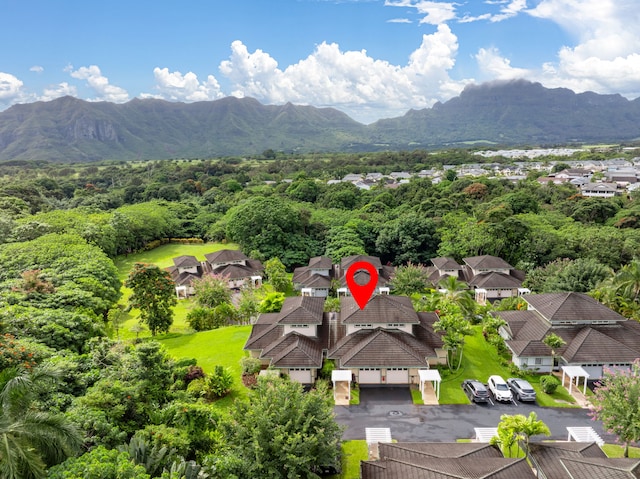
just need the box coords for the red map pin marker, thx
[346,261,379,310]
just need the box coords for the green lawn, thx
[601,444,640,458]
[158,325,253,408]
[112,242,238,340]
[329,441,368,479]
[438,327,578,407]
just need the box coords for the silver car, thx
[507,378,537,402]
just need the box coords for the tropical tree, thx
[543,332,566,371]
[437,275,476,321]
[264,257,291,293]
[192,273,231,308]
[390,263,431,296]
[0,366,82,479]
[490,412,550,458]
[590,360,640,457]
[125,262,177,335]
[211,377,343,478]
[432,301,474,370]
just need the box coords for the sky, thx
[1,0,639,124]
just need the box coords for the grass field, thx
[329,441,368,479]
[158,325,253,408]
[601,444,640,458]
[113,242,238,340]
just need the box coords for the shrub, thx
[319,359,336,381]
[208,365,233,398]
[240,356,262,375]
[540,375,560,394]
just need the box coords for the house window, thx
[534,358,542,365]
[354,324,373,328]
[386,323,405,328]
[290,324,309,328]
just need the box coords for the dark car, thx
[462,379,490,403]
[507,377,537,402]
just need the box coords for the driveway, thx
[336,387,614,443]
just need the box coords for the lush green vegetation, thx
[331,440,368,479]
[602,444,640,458]
[1,148,640,476]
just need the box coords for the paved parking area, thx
[335,387,614,443]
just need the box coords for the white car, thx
[488,375,513,402]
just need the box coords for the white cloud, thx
[151,68,224,102]
[30,65,44,74]
[69,65,129,102]
[0,72,25,101]
[385,0,457,25]
[218,25,469,123]
[475,47,532,79]
[387,18,412,23]
[39,82,78,102]
[526,0,640,98]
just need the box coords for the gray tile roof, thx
[379,442,502,461]
[172,255,200,268]
[463,255,514,270]
[528,442,607,479]
[430,257,463,271]
[468,271,523,289]
[560,457,640,479]
[524,292,626,323]
[244,313,282,350]
[211,262,263,280]
[276,296,325,325]
[341,254,383,272]
[340,295,419,324]
[292,267,332,289]
[361,457,535,479]
[308,256,333,269]
[204,249,249,263]
[260,332,324,368]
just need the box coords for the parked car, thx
[488,375,513,402]
[507,378,537,402]
[462,379,490,403]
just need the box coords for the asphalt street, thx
[334,387,614,443]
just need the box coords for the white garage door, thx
[386,368,409,384]
[359,368,381,384]
[289,368,312,384]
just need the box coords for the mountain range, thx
[1,79,640,162]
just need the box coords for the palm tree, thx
[543,333,566,371]
[0,366,82,479]
[437,275,476,320]
[614,260,640,302]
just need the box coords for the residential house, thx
[335,255,395,296]
[361,442,535,479]
[580,182,622,198]
[426,257,464,285]
[204,249,264,289]
[244,296,328,384]
[462,255,528,304]
[554,168,592,181]
[292,256,334,297]
[528,441,640,479]
[495,292,640,378]
[166,255,203,298]
[327,295,445,385]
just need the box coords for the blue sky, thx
[1,0,639,123]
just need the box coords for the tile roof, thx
[430,257,463,270]
[468,271,523,289]
[528,442,607,479]
[341,254,383,272]
[463,255,514,270]
[204,249,250,263]
[340,295,419,324]
[559,457,640,479]
[260,332,324,368]
[243,313,282,350]
[172,255,200,268]
[292,267,332,288]
[211,263,263,280]
[379,442,502,461]
[524,292,626,323]
[561,327,640,364]
[361,457,535,479]
[276,296,325,325]
[308,256,333,269]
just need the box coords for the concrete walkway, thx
[421,382,439,405]
[334,382,350,406]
